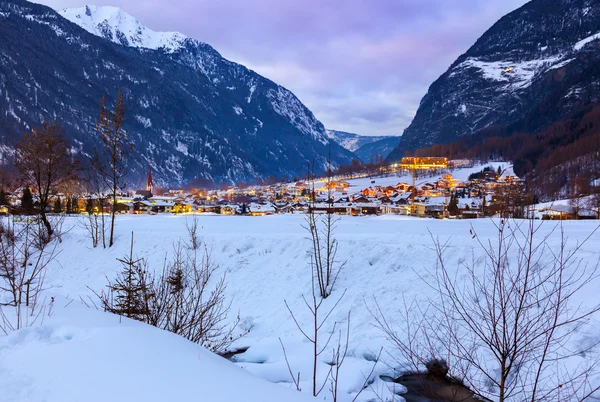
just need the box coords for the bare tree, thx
[374,220,600,402]
[305,159,345,299]
[569,195,586,220]
[0,216,58,333]
[281,158,353,400]
[92,91,133,247]
[79,166,108,248]
[15,122,79,239]
[284,270,348,398]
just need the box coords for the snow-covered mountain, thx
[326,130,399,162]
[388,0,600,160]
[0,1,354,186]
[58,5,187,51]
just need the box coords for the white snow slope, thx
[0,299,314,402]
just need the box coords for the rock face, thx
[0,1,354,187]
[388,0,600,160]
[325,130,400,162]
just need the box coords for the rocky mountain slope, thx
[0,1,354,187]
[388,0,600,160]
[325,130,399,162]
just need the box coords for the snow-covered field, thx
[1,213,600,401]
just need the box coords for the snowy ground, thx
[1,213,600,401]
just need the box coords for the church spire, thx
[146,169,153,193]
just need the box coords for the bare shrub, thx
[0,216,58,333]
[80,166,109,248]
[98,234,245,353]
[372,220,600,402]
[185,215,201,250]
[79,210,106,249]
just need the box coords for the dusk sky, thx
[35,0,529,136]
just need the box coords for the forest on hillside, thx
[412,101,600,200]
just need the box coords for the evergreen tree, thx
[497,166,502,176]
[65,197,72,214]
[71,197,79,213]
[53,196,62,213]
[448,193,459,216]
[86,198,94,214]
[105,234,148,320]
[482,196,488,216]
[167,268,184,294]
[21,187,34,214]
[0,189,8,206]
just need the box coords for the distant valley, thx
[325,130,399,162]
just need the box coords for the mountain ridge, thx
[0,0,355,187]
[388,0,600,161]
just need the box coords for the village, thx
[3,158,596,220]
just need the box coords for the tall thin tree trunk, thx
[109,192,116,247]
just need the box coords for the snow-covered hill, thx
[388,0,600,159]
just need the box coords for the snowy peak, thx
[58,5,188,51]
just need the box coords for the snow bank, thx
[0,299,314,402]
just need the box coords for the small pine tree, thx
[497,166,502,176]
[105,233,148,320]
[167,268,184,294]
[53,196,62,213]
[21,187,34,214]
[65,197,72,214]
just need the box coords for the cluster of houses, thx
[4,162,596,220]
[102,169,527,219]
